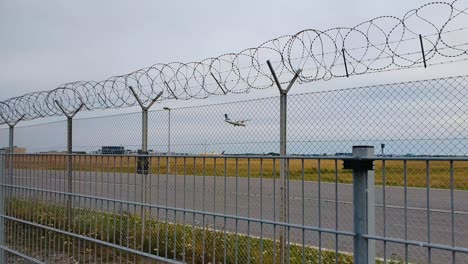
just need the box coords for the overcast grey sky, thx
[1,0,467,125]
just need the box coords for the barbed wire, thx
[1,0,467,124]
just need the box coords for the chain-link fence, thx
[1,75,468,263]
[1,75,468,156]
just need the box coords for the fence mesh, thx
[1,75,468,263]
[1,75,468,156]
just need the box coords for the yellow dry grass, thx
[8,155,468,189]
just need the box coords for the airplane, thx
[199,151,225,156]
[224,114,249,127]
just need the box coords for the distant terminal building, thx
[101,146,125,155]
[72,151,87,155]
[0,146,26,154]
[37,150,66,154]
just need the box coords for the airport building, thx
[0,146,26,154]
[101,146,125,155]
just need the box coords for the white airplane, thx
[224,114,249,127]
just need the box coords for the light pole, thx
[163,107,171,173]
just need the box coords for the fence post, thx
[266,61,302,264]
[141,108,149,209]
[7,118,24,177]
[0,154,5,263]
[279,86,288,262]
[54,101,84,230]
[66,116,73,229]
[8,125,13,179]
[128,87,163,241]
[350,145,375,264]
[163,107,172,173]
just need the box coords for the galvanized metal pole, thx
[368,157,376,264]
[141,109,148,207]
[168,108,171,173]
[164,107,172,173]
[67,116,73,229]
[5,116,24,178]
[0,154,5,263]
[266,60,301,264]
[8,126,13,154]
[128,87,163,239]
[8,125,13,178]
[2,117,23,263]
[142,109,148,153]
[279,90,288,262]
[54,100,84,230]
[352,146,375,264]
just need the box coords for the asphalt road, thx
[7,169,468,263]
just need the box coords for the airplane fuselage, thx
[226,120,246,127]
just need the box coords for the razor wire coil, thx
[1,0,468,124]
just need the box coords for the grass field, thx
[7,155,468,189]
[7,198,359,264]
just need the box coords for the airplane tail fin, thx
[224,114,229,121]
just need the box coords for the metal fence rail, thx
[0,150,467,263]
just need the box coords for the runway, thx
[7,169,468,263]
